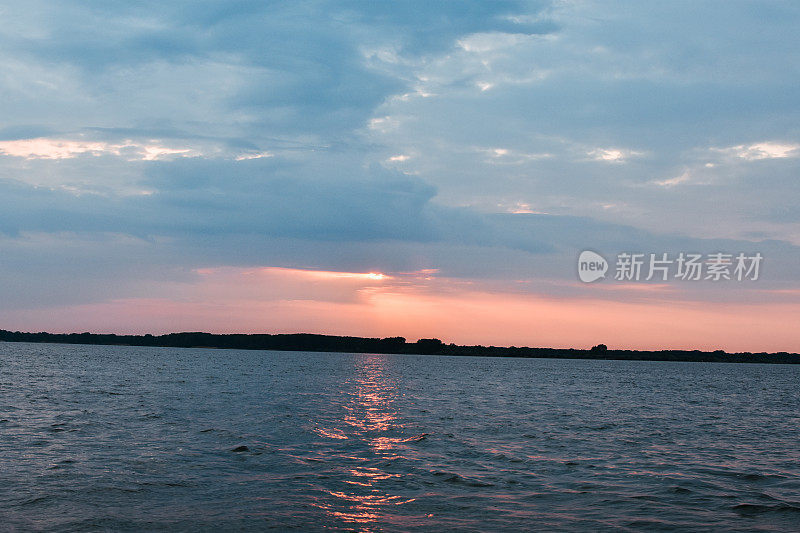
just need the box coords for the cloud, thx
[0,1,551,146]
[715,142,800,161]
[652,171,691,188]
[0,137,198,161]
[588,148,643,162]
[359,1,800,245]
[1,154,797,293]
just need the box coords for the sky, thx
[0,0,798,352]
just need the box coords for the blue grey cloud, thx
[0,0,798,314]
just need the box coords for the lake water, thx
[1,342,800,531]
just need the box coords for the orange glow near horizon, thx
[0,265,797,353]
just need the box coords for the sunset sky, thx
[1,1,798,352]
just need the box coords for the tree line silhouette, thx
[0,329,797,364]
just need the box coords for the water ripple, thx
[1,343,800,531]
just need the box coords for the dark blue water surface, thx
[2,342,800,531]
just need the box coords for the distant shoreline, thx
[1,329,798,364]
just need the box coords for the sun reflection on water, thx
[310,355,419,531]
